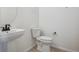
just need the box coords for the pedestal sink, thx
[0,29,24,52]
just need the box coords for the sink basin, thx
[0,29,24,41]
[0,29,25,52]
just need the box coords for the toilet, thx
[31,28,53,52]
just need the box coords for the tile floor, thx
[29,45,67,52]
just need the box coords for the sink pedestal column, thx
[0,38,8,52]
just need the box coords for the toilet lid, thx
[37,36,52,41]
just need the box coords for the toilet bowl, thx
[36,36,52,52]
[31,28,53,52]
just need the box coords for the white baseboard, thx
[24,43,77,52]
[51,44,77,52]
[24,44,36,52]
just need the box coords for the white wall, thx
[39,7,79,51]
[0,7,17,25]
[0,7,17,30]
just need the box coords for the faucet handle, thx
[2,27,5,31]
[8,24,11,26]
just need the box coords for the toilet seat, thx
[36,36,52,43]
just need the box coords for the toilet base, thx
[36,41,51,52]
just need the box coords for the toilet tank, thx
[31,28,41,38]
